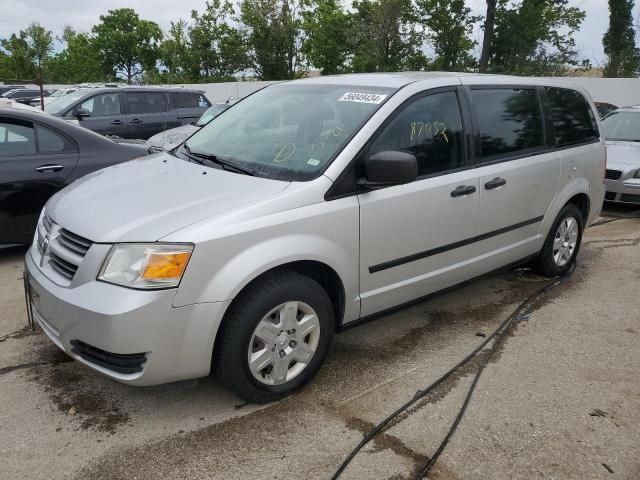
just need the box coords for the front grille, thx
[57,228,92,256]
[70,340,147,374]
[605,169,622,180]
[604,191,617,201]
[47,227,93,282]
[620,193,640,204]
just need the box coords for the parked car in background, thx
[0,107,149,245]
[25,73,604,403]
[595,102,618,119]
[44,87,212,139]
[602,106,640,204]
[147,103,230,152]
[30,88,78,108]
[0,85,27,96]
[1,89,53,105]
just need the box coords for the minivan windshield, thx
[45,90,89,115]
[183,84,394,181]
[602,111,640,142]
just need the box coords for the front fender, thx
[172,197,360,323]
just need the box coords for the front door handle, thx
[451,185,477,197]
[36,164,63,173]
[484,177,507,190]
[129,118,143,124]
[110,119,123,125]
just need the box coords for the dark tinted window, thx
[546,87,598,146]
[79,93,122,116]
[369,91,464,177]
[9,90,41,98]
[37,125,74,153]
[472,88,543,160]
[127,92,168,114]
[170,92,210,108]
[0,119,36,155]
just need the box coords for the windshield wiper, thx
[183,144,255,176]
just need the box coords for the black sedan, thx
[0,108,149,244]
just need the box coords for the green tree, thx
[241,0,305,80]
[158,20,190,81]
[0,32,34,80]
[301,0,352,75]
[48,27,104,83]
[603,0,640,77]
[351,0,426,73]
[188,0,250,81]
[416,0,479,71]
[92,8,163,84]
[489,0,586,76]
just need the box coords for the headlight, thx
[98,243,193,289]
[635,169,640,179]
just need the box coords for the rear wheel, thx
[534,204,583,277]
[215,270,334,403]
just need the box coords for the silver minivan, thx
[25,73,605,403]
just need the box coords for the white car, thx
[30,88,78,108]
[602,106,640,204]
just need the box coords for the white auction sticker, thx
[338,92,388,104]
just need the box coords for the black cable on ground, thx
[331,263,576,480]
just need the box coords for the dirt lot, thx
[1,205,639,480]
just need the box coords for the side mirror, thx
[359,151,418,189]
[76,108,90,119]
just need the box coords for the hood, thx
[606,140,640,167]
[147,124,200,151]
[46,153,290,242]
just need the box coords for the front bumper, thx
[25,247,229,386]
[605,176,640,204]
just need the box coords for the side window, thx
[79,93,122,117]
[170,92,210,108]
[471,88,544,161]
[0,119,36,156]
[546,87,598,146]
[36,125,75,153]
[368,91,464,177]
[127,92,168,114]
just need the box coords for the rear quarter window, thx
[170,92,211,109]
[546,87,599,147]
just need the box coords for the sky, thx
[0,0,638,66]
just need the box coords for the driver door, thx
[76,92,127,137]
[358,89,480,316]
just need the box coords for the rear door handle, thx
[129,118,143,124]
[36,164,63,173]
[451,185,477,197]
[484,177,507,190]
[110,119,123,125]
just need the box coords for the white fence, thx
[43,76,640,107]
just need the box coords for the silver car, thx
[25,74,605,403]
[602,106,640,204]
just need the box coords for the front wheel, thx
[534,204,584,277]
[215,270,335,403]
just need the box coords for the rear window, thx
[472,88,544,161]
[170,92,211,109]
[546,87,598,146]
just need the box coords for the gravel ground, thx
[0,205,638,480]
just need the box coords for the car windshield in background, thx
[602,111,640,142]
[44,91,88,115]
[183,84,394,181]
[196,104,229,127]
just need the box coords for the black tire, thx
[533,203,584,277]
[215,269,335,403]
